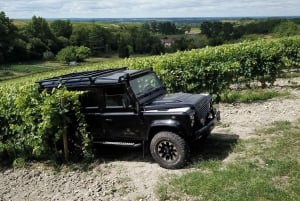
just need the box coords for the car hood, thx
[144,92,211,111]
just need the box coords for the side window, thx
[105,86,130,108]
[80,89,103,108]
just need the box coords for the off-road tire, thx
[150,131,189,169]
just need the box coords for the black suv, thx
[38,67,220,169]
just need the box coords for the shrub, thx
[76,46,91,62]
[43,51,55,61]
[56,46,91,63]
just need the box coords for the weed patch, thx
[221,89,289,103]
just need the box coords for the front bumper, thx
[194,111,220,140]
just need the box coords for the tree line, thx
[200,18,300,46]
[0,11,196,64]
[1,10,300,64]
[1,12,175,63]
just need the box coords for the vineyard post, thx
[61,97,69,162]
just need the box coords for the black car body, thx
[38,67,220,169]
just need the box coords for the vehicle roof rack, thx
[37,67,129,91]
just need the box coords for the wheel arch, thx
[147,119,184,142]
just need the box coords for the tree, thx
[200,21,236,46]
[141,23,150,31]
[50,20,72,38]
[118,35,131,58]
[70,25,89,47]
[76,46,91,62]
[9,38,28,62]
[150,38,165,55]
[145,21,179,35]
[171,37,190,51]
[22,16,57,58]
[24,16,55,42]
[158,22,177,34]
[118,45,130,58]
[88,25,110,55]
[200,21,213,37]
[194,35,209,49]
[56,46,77,63]
[149,21,158,33]
[0,11,18,63]
[273,21,300,36]
[26,37,48,59]
[116,31,132,58]
[242,19,282,35]
[222,22,234,41]
[56,36,71,49]
[134,29,152,54]
[56,46,91,63]
[43,51,55,60]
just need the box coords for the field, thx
[0,63,60,81]
[0,57,123,82]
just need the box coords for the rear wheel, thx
[150,131,189,169]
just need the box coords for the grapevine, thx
[0,36,299,164]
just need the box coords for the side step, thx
[93,141,142,148]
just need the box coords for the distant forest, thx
[1,11,300,64]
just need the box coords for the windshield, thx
[129,73,163,97]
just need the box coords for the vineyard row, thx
[1,36,299,163]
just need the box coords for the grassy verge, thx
[221,89,290,103]
[0,62,61,81]
[0,56,125,83]
[156,120,300,201]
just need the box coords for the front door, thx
[102,86,144,140]
[79,89,105,140]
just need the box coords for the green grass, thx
[0,58,117,84]
[9,64,57,73]
[0,62,62,81]
[156,119,300,201]
[221,89,290,103]
[278,71,300,79]
[189,27,201,34]
[0,71,14,77]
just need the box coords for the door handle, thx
[105,118,113,122]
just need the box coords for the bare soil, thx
[1,77,299,201]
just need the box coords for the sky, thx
[1,0,300,19]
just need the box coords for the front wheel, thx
[150,132,189,169]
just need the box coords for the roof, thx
[37,67,152,91]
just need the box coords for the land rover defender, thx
[38,67,220,169]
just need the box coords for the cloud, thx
[1,0,299,18]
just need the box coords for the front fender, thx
[151,119,181,128]
[147,119,183,140]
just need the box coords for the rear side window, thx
[80,89,103,108]
[104,86,130,108]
